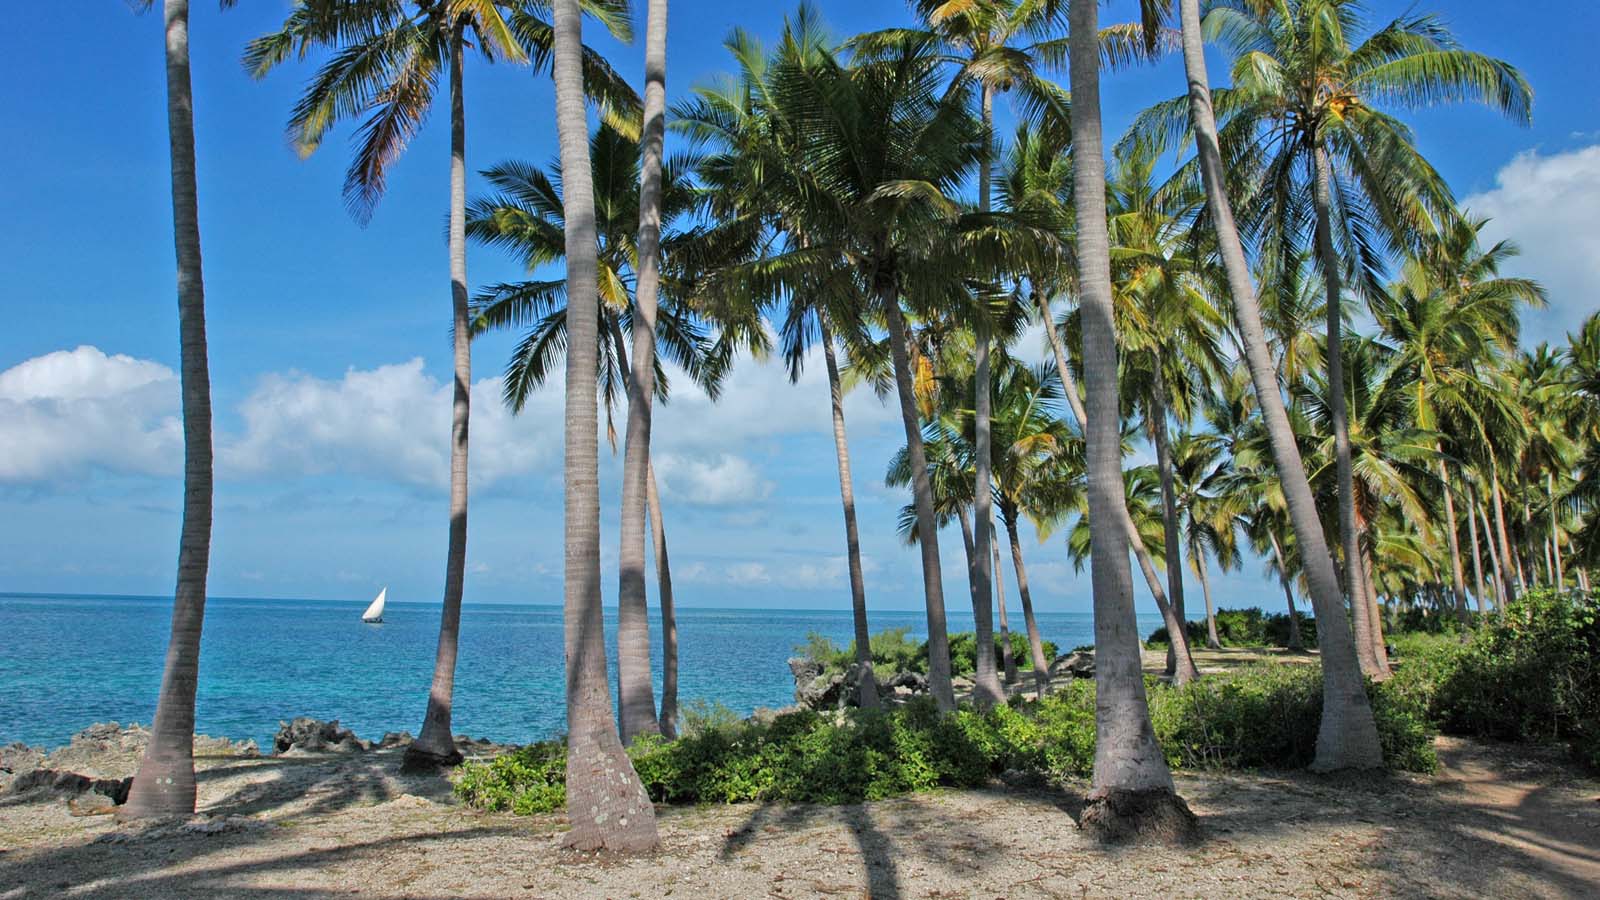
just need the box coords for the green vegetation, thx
[1147,607,1318,649]
[798,628,1056,678]
[455,665,1436,815]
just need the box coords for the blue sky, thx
[2,0,1597,612]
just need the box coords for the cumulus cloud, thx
[0,346,182,481]
[1463,144,1600,343]
[653,452,773,507]
[676,554,875,590]
[223,358,561,489]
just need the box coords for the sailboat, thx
[361,587,387,624]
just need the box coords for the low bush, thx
[948,631,1059,676]
[796,627,1055,678]
[1146,607,1317,649]
[455,664,1437,815]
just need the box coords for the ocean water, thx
[0,593,1159,750]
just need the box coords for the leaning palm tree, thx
[122,0,229,821]
[551,0,656,852]
[1068,0,1193,839]
[247,0,637,772]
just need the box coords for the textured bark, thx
[553,0,657,852]
[969,320,1003,708]
[407,27,472,773]
[881,285,956,711]
[1466,482,1488,616]
[1266,530,1304,650]
[1439,458,1470,626]
[993,521,1018,685]
[646,466,678,738]
[1175,0,1380,769]
[1036,290,1198,673]
[1150,376,1199,682]
[1004,510,1051,695]
[819,314,878,709]
[1195,553,1220,650]
[614,0,670,744]
[1549,472,1564,591]
[1490,465,1520,602]
[123,0,214,820]
[1480,496,1508,611]
[1310,147,1385,680]
[1071,0,1178,806]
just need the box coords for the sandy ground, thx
[1,733,1595,900]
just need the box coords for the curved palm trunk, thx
[1310,147,1386,680]
[1266,530,1304,650]
[993,521,1017,685]
[406,29,472,773]
[1175,0,1380,770]
[552,0,657,852]
[646,466,678,738]
[1071,0,1187,827]
[1549,472,1564,591]
[614,0,670,745]
[1490,464,1519,602]
[123,0,214,820]
[1466,481,1488,616]
[819,315,878,709]
[1479,496,1507,611]
[1150,375,1199,682]
[881,285,956,711]
[1439,458,1470,626]
[1003,509,1051,695]
[1036,291,1198,676]
[1194,551,1220,650]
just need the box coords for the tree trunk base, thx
[399,745,464,775]
[1079,789,1200,846]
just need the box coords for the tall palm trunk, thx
[406,27,472,773]
[966,82,1003,709]
[881,283,956,711]
[1490,464,1519,601]
[552,0,657,852]
[1150,374,1199,682]
[1195,551,1220,650]
[1071,0,1187,827]
[1479,496,1507,610]
[993,521,1017,685]
[1548,471,1564,591]
[819,314,878,709]
[1003,508,1050,694]
[1439,458,1469,626]
[1310,147,1385,680]
[123,0,214,820]
[1266,530,1304,650]
[1466,481,1487,616]
[1036,291,1198,676]
[646,466,679,737]
[1175,0,1380,769]
[615,0,670,744]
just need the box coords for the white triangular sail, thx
[362,587,387,623]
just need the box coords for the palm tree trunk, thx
[1479,495,1507,611]
[123,0,214,820]
[1490,464,1520,601]
[993,522,1017,685]
[1549,471,1564,591]
[614,0,670,745]
[819,313,878,709]
[1466,481,1488,616]
[1439,458,1470,626]
[1150,373,1199,682]
[1266,529,1304,650]
[1004,509,1051,695]
[1036,290,1198,676]
[1070,0,1187,826]
[969,320,1003,707]
[646,466,678,737]
[881,282,956,711]
[1195,551,1220,650]
[552,0,657,852]
[1310,147,1385,680]
[1175,0,1380,769]
[405,26,472,774]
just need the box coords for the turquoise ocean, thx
[1,593,1159,750]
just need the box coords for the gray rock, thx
[4,768,132,804]
[379,731,414,749]
[273,718,371,754]
[1050,650,1094,679]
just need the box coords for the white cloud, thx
[223,358,561,489]
[675,554,876,590]
[1463,144,1600,343]
[653,452,773,507]
[0,346,182,481]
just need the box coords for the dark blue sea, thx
[0,593,1159,749]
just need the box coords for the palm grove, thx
[121,0,1596,851]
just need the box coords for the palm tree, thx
[616,0,671,744]
[122,0,228,821]
[551,0,656,852]
[247,0,636,772]
[1173,432,1241,650]
[1069,0,1191,837]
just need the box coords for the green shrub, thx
[677,698,743,737]
[796,627,925,676]
[1146,607,1316,649]
[453,740,567,814]
[947,631,1059,676]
